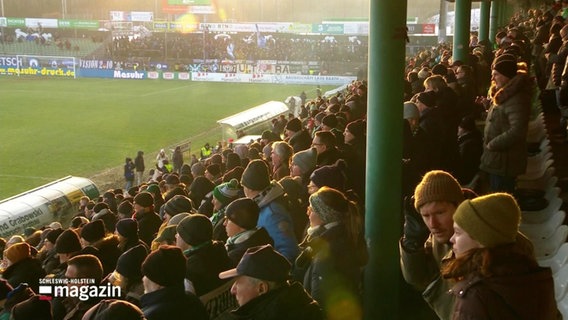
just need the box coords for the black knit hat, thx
[241,159,271,191]
[346,119,366,140]
[176,214,213,246]
[206,164,221,177]
[93,202,110,216]
[310,159,348,191]
[431,63,448,76]
[225,198,260,230]
[117,201,134,217]
[116,245,148,281]
[81,220,106,243]
[11,295,52,320]
[322,114,338,128]
[55,229,82,254]
[165,174,180,185]
[163,195,193,217]
[45,229,64,244]
[416,91,437,108]
[115,218,138,239]
[492,54,517,78]
[285,118,302,132]
[133,192,154,208]
[71,216,89,229]
[226,153,242,172]
[141,245,186,287]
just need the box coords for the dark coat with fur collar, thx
[480,72,531,177]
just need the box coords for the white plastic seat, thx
[538,242,568,274]
[517,167,557,191]
[553,263,568,301]
[520,211,565,241]
[557,291,568,317]
[518,158,554,181]
[522,197,563,224]
[532,225,568,259]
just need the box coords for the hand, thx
[402,196,430,251]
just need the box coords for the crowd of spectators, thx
[3,1,568,319]
[108,32,367,73]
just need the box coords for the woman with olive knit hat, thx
[442,193,558,319]
[294,187,367,317]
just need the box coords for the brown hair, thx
[441,243,538,281]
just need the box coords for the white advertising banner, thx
[191,72,356,85]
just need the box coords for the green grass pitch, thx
[0,77,331,199]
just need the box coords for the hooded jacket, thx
[480,72,531,177]
[252,181,300,262]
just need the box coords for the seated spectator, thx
[80,220,121,277]
[294,187,367,317]
[109,244,148,306]
[210,179,242,242]
[218,245,324,319]
[176,214,232,295]
[224,198,273,266]
[63,254,104,320]
[82,299,145,320]
[271,141,293,181]
[151,195,193,251]
[240,160,299,262]
[133,192,162,248]
[11,295,52,320]
[2,243,45,293]
[140,246,207,320]
[39,228,63,275]
[115,218,148,254]
[457,116,483,185]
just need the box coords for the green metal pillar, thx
[453,0,472,63]
[498,0,507,28]
[364,0,406,319]
[489,0,500,47]
[479,0,491,43]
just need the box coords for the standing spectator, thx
[172,146,184,174]
[134,151,145,186]
[156,149,168,170]
[218,245,324,320]
[124,157,135,191]
[133,192,162,248]
[443,193,558,319]
[480,54,530,193]
[342,119,366,199]
[240,159,299,262]
[399,170,465,319]
[200,143,212,160]
[140,246,208,320]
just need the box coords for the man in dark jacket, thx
[284,118,311,153]
[176,214,232,296]
[140,246,208,320]
[133,192,162,247]
[217,245,324,320]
